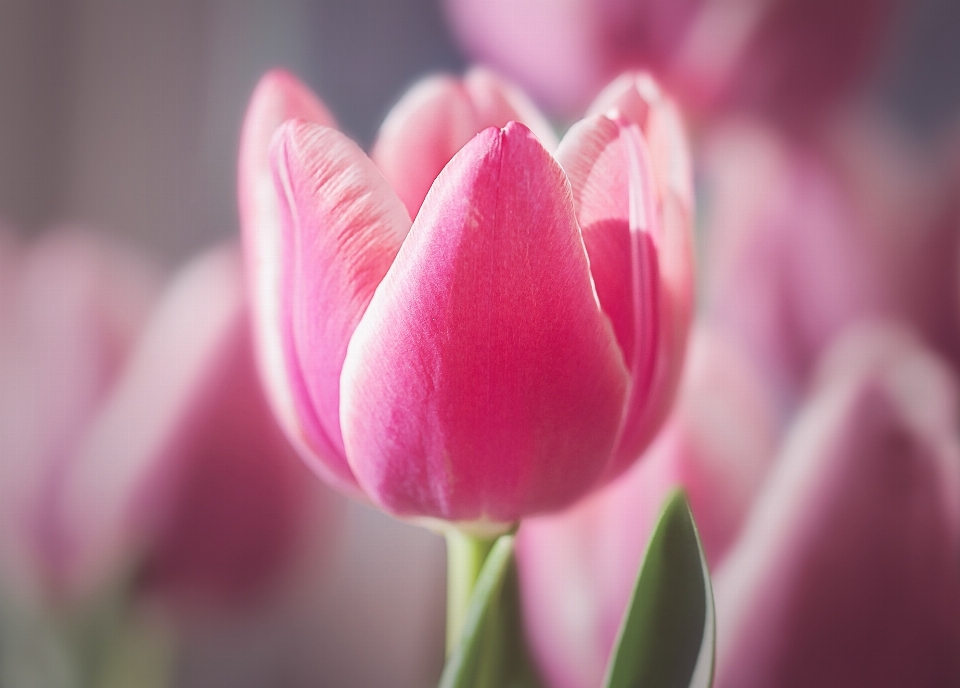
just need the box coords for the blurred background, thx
[3,2,960,687]
[1,0,958,264]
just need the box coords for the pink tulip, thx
[443,0,893,127]
[238,70,694,528]
[515,326,778,688]
[702,122,886,406]
[714,323,960,687]
[57,245,334,611]
[518,322,960,688]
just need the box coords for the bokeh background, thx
[2,0,959,264]
[2,2,960,687]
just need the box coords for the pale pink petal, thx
[237,70,344,490]
[714,323,960,688]
[586,71,693,213]
[557,114,695,482]
[272,121,410,492]
[0,229,159,597]
[371,70,557,219]
[341,123,629,524]
[517,326,777,688]
[463,67,558,151]
[371,75,481,218]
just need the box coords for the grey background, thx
[1,0,959,266]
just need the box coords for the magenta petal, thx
[714,324,960,688]
[272,121,410,493]
[558,114,695,482]
[341,123,629,524]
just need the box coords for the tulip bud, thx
[702,123,885,406]
[238,70,695,528]
[714,322,960,687]
[58,246,335,611]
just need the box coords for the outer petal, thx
[714,323,960,688]
[371,68,557,218]
[341,123,629,524]
[558,113,695,482]
[517,326,777,688]
[272,121,411,492]
[236,70,348,490]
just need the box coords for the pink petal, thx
[371,75,482,219]
[272,121,411,493]
[371,69,556,218]
[340,123,629,524]
[714,323,960,688]
[558,113,695,482]
[516,326,777,688]
[237,70,346,490]
[587,71,694,214]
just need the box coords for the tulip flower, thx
[57,245,333,611]
[515,326,778,688]
[518,322,960,688]
[443,0,894,128]
[238,68,694,529]
[703,118,960,406]
[0,230,331,615]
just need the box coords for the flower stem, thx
[445,528,496,656]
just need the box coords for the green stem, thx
[445,528,496,656]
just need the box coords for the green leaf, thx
[602,488,715,688]
[439,533,542,688]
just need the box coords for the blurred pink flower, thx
[443,0,894,127]
[238,70,694,529]
[0,226,161,601]
[703,117,960,405]
[59,245,336,612]
[517,322,960,687]
[0,229,334,612]
[701,122,885,406]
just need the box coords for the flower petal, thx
[237,71,345,488]
[341,123,629,524]
[558,113,694,482]
[273,121,411,492]
[371,69,557,219]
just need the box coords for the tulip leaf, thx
[602,488,715,688]
[439,533,543,688]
